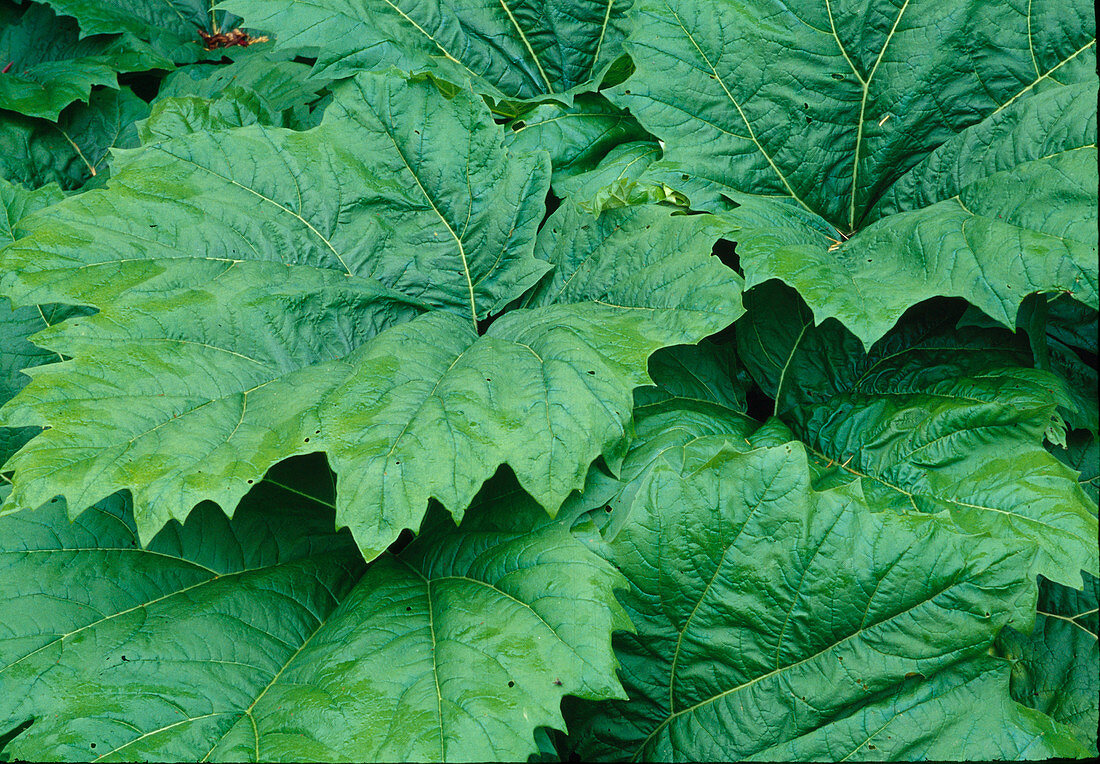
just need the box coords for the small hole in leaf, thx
[511,121,525,131]
[605,505,612,512]
[624,89,631,94]
[303,437,310,443]
[406,606,412,612]
[395,460,400,465]
[508,681,515,687]
[681,174,689,181]
[247,479,254,484]
[90,744,96,749]
[587,370,595,375]
[486,377,491,382]
[831,73,845,80]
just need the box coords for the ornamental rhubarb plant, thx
[0,0,1096,761]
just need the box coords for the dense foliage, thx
[0,0,1096,760]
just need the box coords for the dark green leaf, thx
[0,86,150,190]
[223,0,634,102]
[0,2,166,120]
[567,439,1086,760]
[737,282,1099,587]
[996,574,1099,754]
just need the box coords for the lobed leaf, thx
[737,282,1099,587]
[0,74,742,557]
[0,1,167,121]
[611,0,1097,345]
[567,439,1088,760]
[224,0,634,103]
[0,462,628,762]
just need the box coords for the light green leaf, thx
[523,201,741,315]
[996,574,1099,755]
[566,440,1086,760]
[613,0,1097,345]
[140,49,330,142]
[0,2,167,121]
[0,177,62,246]
[555,140,661,209]
[222,0,633,102]
[0,86,150,190]
[32,0,242,63]
[0,74,740,556]
[0,460,628,762]
[504,94,652,188]
[737,281,1099,588]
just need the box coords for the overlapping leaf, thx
[0,178,84,466]
[0,73,742,557]
[0,1,166,121]
[564,438,1087,760]
[555,139,662,211]
[140,47,330,142]
[33,0,243,63]
[0,460,628,762]
[610,0,1097,345]
[504,93,652,188]
[996,574,1099,755]
[224,0,633,103]
[0,86,149,190]
[736,282,1099,587]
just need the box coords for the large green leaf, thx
[565,439,1087,760]
[0,178,83,467]
[0,1,166,121]
[996,574,1099,755]
[0,460,628,762]
[32,0,243,63]
[223,0,633,102]
[737,282,1099,588]
[0,74,741,557]
[0,86,150,190]
[610,0,1097,345]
